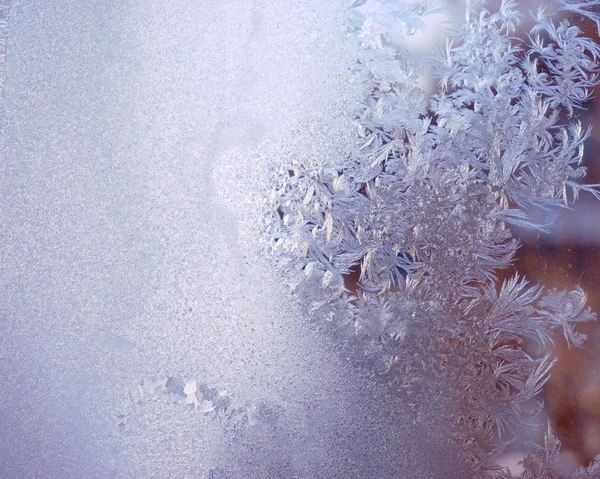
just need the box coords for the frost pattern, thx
[118,376,269,439]
[266,0,600,475]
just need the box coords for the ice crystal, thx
[267,0,600,475]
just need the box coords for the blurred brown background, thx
[514,16,600,473]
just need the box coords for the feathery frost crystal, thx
[267,0,600,475]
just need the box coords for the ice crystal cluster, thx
[267,0,600,475]
[4,0,466,477]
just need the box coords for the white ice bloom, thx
[268,0,600,476]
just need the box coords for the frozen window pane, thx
[3,0,600,478]
[0,0,464,477]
